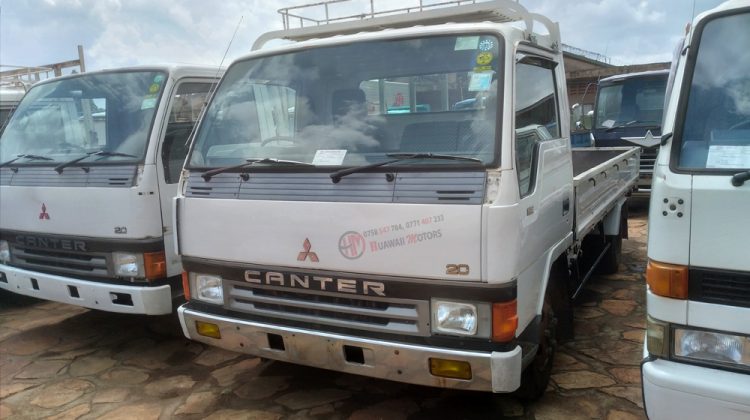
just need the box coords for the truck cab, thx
[175,0,637,399]
[592,70,668,194]
[642,1,750,418]
[0,65,219,315]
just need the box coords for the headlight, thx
[674,328,749,369]
[112,252,144,277]
[189,273,224,305]
[431,299,491,337]
[0,240,9,263]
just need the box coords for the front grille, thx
[10,245,110,278]
[639,147,658,174]
[224,281,431,336]
[689,268,750,308]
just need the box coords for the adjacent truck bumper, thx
[179,306,522,392]
[642,357,750,419]
[0,264,172,315]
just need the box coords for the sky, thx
[0,0,728,74]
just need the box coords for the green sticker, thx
[149,83,160,94]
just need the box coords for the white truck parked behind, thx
[176,0,639,398]
[0,65,219,315]
[642,0,750,418]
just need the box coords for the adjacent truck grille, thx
[0,166,137,188]
[224,281,431,336]
[10,244,110,278]
[689,268,750,309]
[639,147,658,174]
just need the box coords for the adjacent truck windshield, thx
[0,71,167,165]
[189,34,502,169]
[594,75,667,131]
[676,12,750,170]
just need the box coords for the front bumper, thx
[642,357,750,419]
[178,305,522,392]
[0,264,172,315]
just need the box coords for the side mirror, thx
[583,110,594,131]
[570,103,583,132]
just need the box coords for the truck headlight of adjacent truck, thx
[189,273,224,305]
[430,299,491,338]
[647,317,750,372]
[0,240,10,263]
[112,251,167,280]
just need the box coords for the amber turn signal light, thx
[492,300,518,342]
[181,271,191,300]
[646,259,688,299]
[144,251,167,280]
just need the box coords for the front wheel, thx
[513,296,557,401]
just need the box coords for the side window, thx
[514,54,559,197]
[162,82,215,183]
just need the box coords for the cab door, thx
[155,79,216,278]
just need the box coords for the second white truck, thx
[0,65,220,315]
[175,0,639,398]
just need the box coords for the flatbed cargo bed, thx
[572,147,640,240]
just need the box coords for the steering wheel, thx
[54,142,87,153]
[728,118,750,131]
[260,136,296,147]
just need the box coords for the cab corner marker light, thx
[144,251,167,280]
[195,321,221,339]
[492,299,518,342]
[181,271,191,301]
[429,358,472,380]
[646,260,688,299]
[646,316,668,357]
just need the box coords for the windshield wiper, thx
[0,154,54,168]
[201,158,314,181]
[54,151,137,174]
[330,153,482,183]
[731,170,750,187]
[605,120,660,132]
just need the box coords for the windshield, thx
[0,71,167,165]
[594,75,667,130]
[189,34,502,169]
[676,12,750,170]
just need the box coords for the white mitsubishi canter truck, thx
[642,0,750,418]
[0,65,219,315]
[176,0,638,399]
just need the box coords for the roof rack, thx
[252,0,560,51]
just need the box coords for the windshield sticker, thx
[312,149,347,166]
[141,94,157,110]
[478,39,495,51]
[454,36,479,50]
[468,72,493,92]
[338,214,446,259]
[153,74,165,84]
[148,83,160,94]
[476,52,493,66]
[706,145,750,169]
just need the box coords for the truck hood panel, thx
[180,198,483,281]
[0,185,163,239]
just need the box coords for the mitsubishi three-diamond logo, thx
[297,238,319,262]
[39,203,50,220]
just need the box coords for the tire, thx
[597,233,622,274]
[513,295,557,401]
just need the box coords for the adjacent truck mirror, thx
[570,103,583,131]
[583,110,593,130]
